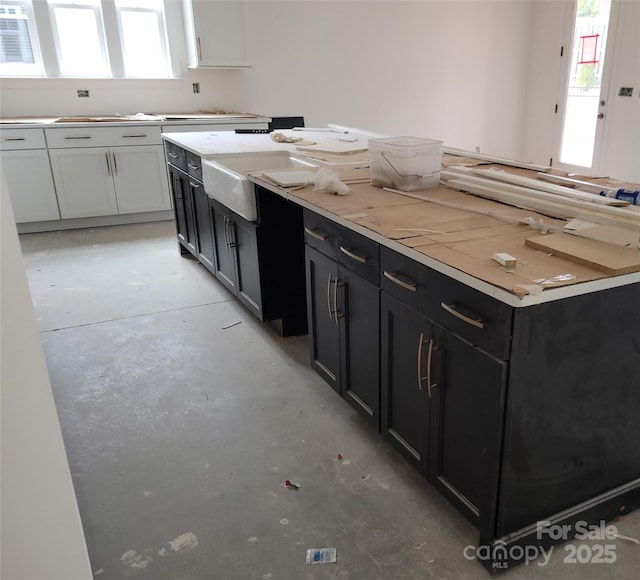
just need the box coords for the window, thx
[115,0,170,78]
[0,1,43,75]
[0,0,173,78]
[49,0,109,76]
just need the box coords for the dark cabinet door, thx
[339,266,380,429]
[305,245,340,394]
[210,201,237,293]
[192,181,215,273]
[232,216,263,320]
[381,292,435,473]
[168,166,197,256]
[428,332,506,530]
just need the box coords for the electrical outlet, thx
[77,89,90,98]
[192,82,200,94]
[475,146,481,153]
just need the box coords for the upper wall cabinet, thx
[183,0,251,68]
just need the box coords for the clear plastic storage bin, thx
[369,136,443,191]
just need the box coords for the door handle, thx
[339,246,367,264]
[105,152,111,176]
[417,332,426,392]
[196,37,203,61]
[122,134,148,138]
[597,112,605,119]
[189,181,202,188]
[111,152,118,176]
[440,302,484,329]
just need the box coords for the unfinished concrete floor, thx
[21,221,640,580]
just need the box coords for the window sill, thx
[0,77,184,90]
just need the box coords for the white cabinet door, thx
[112,145,171,214]
[49,148,119,219]
[0,150,60,223]
[186,0,250,67]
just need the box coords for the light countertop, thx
[162,131,640,307]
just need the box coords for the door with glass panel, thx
[555,0,619,174]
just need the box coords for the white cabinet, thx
[45,126,171,219]
[0,128,60,223]
[111,145,170,214]
[1,149,60,222]
[183,0,250,68]
[48,148,119,218]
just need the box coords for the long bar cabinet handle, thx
[304,226,326,241]
[417,332,425,391]
[64,136,92,140]
[383,271,417,292]
[1,137,26,141]
[326,274,334,321]
[440,302,484,329]
[426,338,434,398]
[112,152,118,176]
[122,134,148,138]
[105,152,111,176]
[339,246,367,264]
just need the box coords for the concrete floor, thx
[21,221,640,580]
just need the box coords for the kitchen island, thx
[162,129,640,573]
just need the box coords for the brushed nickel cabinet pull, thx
[105,152,111,176]
[64,136,92,140]
[339,245,367,264]
[112,152,118,176]
[122,134,148,138]
[196,37,203,61]
[417,332,425,392]
[168,152,178,159]
[333,278,341,325]
[304,226,326,241]
[426,338,434,399]
[1,137,26,141]
[383,271,417,292]
[440,302,484,329]
[189,181,201,188]
[228,220,236,248]
[224,216,230,251]
[326,273,334,321]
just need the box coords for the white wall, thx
[237,0,533,157]
[597,0,640,182]
[0,179,92,580]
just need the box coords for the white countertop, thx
[161,130,640,308]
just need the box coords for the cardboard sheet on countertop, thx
[525,234,640,275]
[275,180,620,297]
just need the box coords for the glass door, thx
[556,0,617,173]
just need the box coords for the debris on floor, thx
[221,320,242,329]
[285,479,301,489]
[306,547,337,564]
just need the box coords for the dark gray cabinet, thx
[165,143,307,336]
[168,165,197,257]
[210,198,262,319]
[304,210,380,429]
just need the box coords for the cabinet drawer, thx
[381,246,512,360]
[186,151,202,181]
[165,142,187,171]
[303,209,379,284]
[0,128,46,150]
[45,125,162,148]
